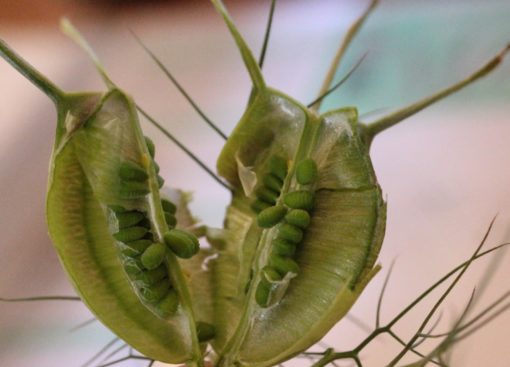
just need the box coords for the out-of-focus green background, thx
[0,1,509,366]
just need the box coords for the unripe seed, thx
[138,217,152,229]
[256,186,279,204]
[263,174,283,192]
[257,205,287,228]
[278,223,303,243]
[134,265,167,286]
[141,243,167,270]
[164,229,199,259]
[116,211,144,229]
[123,256,144,275]
[119,160,149,182]
[140,279,170,303]
[196,321,216,342]
[296,158,318,185]
[153,160,160,174]
[119,181,150,198]
[121,239,152,257]
[269,155,288,180]
[109,205,126,213]
[255,279,271,307]
[250,199,271,213]
[114,226,148,243]
[285,209,311,229]
[272,238,296,257]
[283,190,314,211]
[269,255,299,276]
[144,136,156,158]
[262,266,283,282]
[155,289,179,318]
[164,212,177,227]
[157,175,165,188]
[161,199,177,214]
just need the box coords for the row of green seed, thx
[250,155,288,213]
[255,157,318,308]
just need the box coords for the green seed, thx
[256,186,279,204]
[138,217,152,229]
[262,266,283,282]
[155,289,179,318]
[119,160,149,182]
[114,226,148,243]
[196,321,216,342]
[283,190,314,211]
[141,243,167,270]
[285,209,311,229]
[121,239,152,257]
[144,136,156,158]
[161,199,177,214]
[269,155,288,180]
[140,279,170,303]
[263,174,283,192]
[278,223,303,243]
[250,199,271,213]
[119,181,150,198]
[257,205,287,228]
[272,239,296,257]
[109,205,126,213]
[134,265,167,286]
[296,158,318,185]
[157,175,165,188]
[165,212,177,228]
[163,229,199,259]
[116,211,144,229]
[153,160,160,173]
[255,279,271,307]
[123,256,144,275]
[269,255,299,276]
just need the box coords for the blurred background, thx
[0,0,509,366]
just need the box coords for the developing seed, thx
[283,190,314,211]
[256,186,279,204]
[109,205,127,213]
[140,279,171,303]
[255,279,271,307]
[133,265,167,286]
[250,199,271,213]
[296,158,318,185]
[164,212,177,228]
[138,217,152,229]
[114,226,148,243]
[272,239,296,257]
[269,255,299,276]
[157,175,165,188]
[155,289,179,318]
[119,181,150,198]
[269,155,288,180]
[123,256,145,275]
[262,266,283,282]
[153,160,160,174]
[161,199,177,214]
[196,321,216,342]
[285,209,311,229]
[257,205,287,228]
[278,223,303,244]
[116,211,144,229]
[141,243,167,270]
[163,229,199,259]
[144,136,156,158]
[121,239,152,257]
[263,174,283,192]
[119,160,149,182]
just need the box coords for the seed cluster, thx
[250,155,287,213]
[254,157,318,307]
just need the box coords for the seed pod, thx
[140,279,171,303]
[296,158,318,185]
[144,136,156,158]
[164,229,199,259]
[196,321,216,342]
[269,255,300,276]
[278,223,303,244]
[250,199,271,213]
[263,174,283,192]
[283,190,314,211]
[255,279,271,307]
[155,289,179,318]
[257,205,287,228]
[272,239,296,257]
[161,199,177,214]
[269,155,288,180]
[285,209,311,229]
[133,265,168,286]
[119,160,149,182]
[114,226,148,243]
[121,239,152,257]
[116,211,145,229]
[255,186,279,204]
[141,243,167,270]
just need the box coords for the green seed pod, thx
[161,198,177,214]
[141,243,167,270]
[269,155,288,180]
[296,158,318,185]
[196,321,216,342]
[144,136,156,158]
[165,212,177,228]
[255,279,271,307]
[285,209,311,229]
[257,205,287,228]
[121,239,152,257]
[164,229,199,259]
[140,279,171,303]
[116,211,145,229]
[133,265,168,286]
[119,160,149,182]
[114,226,149,243]
[263,174,283,192]
[269,255,300,276]
[278,223,303,244]
[118,180,151,199]
[272,239,296,257]
[157,175,165,188]
[283,190,314,211]
[250,199,271,213]
[255,186,279,204]
[155,289,179,318]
